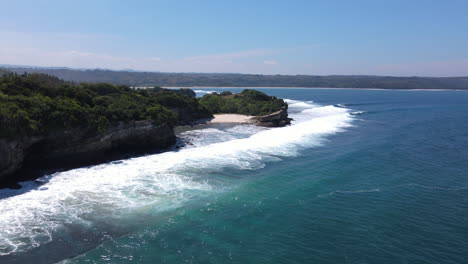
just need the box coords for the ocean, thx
[1,88,467,263]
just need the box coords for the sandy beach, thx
[209,114,254,124]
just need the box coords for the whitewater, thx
[0,98,354,261]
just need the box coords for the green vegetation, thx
[0,73,210,138]
[4,67,468,89]
[0,68,9,77]
[0,72,287,141]
[199,89,287,116]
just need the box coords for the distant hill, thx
[2,66,468,90]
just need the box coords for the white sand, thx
[210,114,254,124]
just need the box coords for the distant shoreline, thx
[4,67,468,90]
[163,86,467,91]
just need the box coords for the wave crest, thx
[0,98,355,256]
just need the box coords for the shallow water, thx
[1,88,468,263]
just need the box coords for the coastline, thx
[0,115,255,189]
[0,111,287,189]
[209,114,254,124]
[163,86,467,91]
[0,85,291,188]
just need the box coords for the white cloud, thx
[0,31,324,74]
[263,60,279,65]
[0,47,137,69]
[0,39,283,73]
[180,49,275,65]
[145,57,162,62]
[4,31,463,76]
[2,44,466,76]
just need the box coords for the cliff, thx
[0,121,175,185]
[0,74,289,187]
[0,73,213,186]
[251,107,292,127]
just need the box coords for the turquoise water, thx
[1,88,468,263]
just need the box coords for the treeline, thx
[0,73,285,139]
[0,68,10,76]
[199,90,286,116]
[2,67,468,89]
[0,73,210,138]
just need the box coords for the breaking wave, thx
[0,98,355,258]
[194,89,216,95]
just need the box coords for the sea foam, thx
[0,98,354,256]
[194,89,217,95]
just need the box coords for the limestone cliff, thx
[0,121,175,185]
[250,107,292,127]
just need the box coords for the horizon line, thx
[1,64,467,79]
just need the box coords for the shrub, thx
[0,73,206,138]
[198,89,286,116]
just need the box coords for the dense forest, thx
[0,73,210,138]
[0,73,290,183]
[199,90,286,116]
[2,67,468,90]
[0,73,286,139]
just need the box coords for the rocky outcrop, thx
[0,121,175,185]
[250,107,292,127]
[0,137,42,182]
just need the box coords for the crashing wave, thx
[0,98,355,256]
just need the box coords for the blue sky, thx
[1,0,467,76]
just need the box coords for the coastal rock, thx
[0,137,43,182]
[0,121,175,185]
[251,107,292,127]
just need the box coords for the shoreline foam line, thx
[0,99,355,257]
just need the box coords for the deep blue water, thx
[1,88,468,263]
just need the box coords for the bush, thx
[0,73,207,138]
[220,91,232,96]
[198,89,286,116]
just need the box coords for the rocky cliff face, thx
[0,137,42,182]
[251,107,292,127]
[0,121,175,185]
